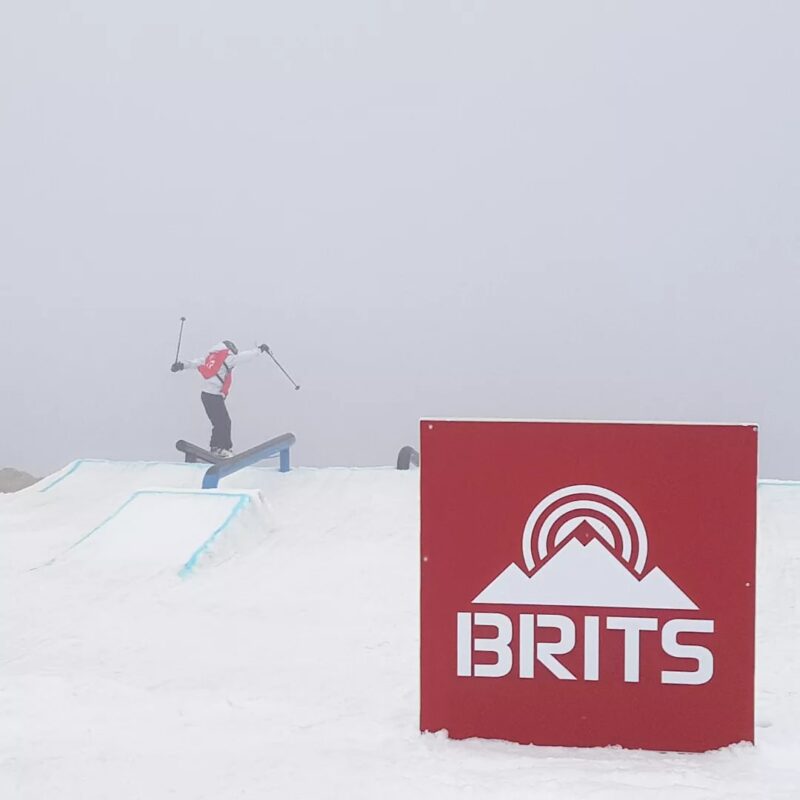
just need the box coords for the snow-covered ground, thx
[1,461,797,799]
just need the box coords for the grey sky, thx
[2,2,799,476]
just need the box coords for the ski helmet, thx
[222,340,238,355]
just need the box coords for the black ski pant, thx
[201,392,233,451]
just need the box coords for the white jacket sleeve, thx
[182,356,206,369]
[226,347,262,367]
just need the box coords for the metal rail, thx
[201,433,296,488]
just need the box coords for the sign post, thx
[419,419,757,752]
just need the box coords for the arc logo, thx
[474,485,696,609]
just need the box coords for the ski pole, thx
[174,316,186,364]
[267,349,301,390]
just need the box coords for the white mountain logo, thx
[473,485,698,610]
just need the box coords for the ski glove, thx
[259,344,271,354]
[171,362,184,372]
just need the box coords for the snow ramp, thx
[0,459,271,575]
[61,488,267,578]
[1,460,214,571]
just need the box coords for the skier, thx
[171,340,270,457]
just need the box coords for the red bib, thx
[197,349,233,396]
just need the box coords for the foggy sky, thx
[2,2,799,477]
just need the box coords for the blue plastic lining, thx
[179,494,252,577]
[40,460,86,492]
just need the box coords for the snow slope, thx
[1,463,798,799]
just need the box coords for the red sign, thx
[419,419,757,752]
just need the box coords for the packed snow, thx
[1,462,798,799]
